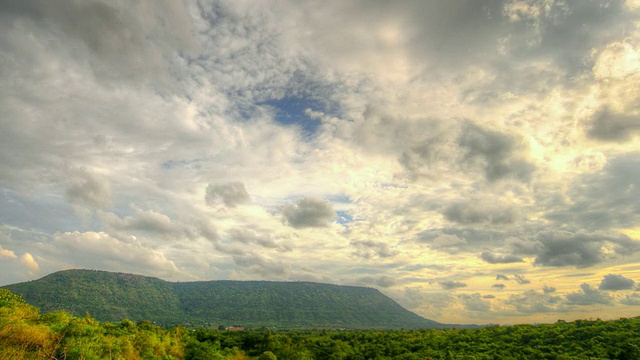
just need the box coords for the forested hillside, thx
[2,288,640,360]
[3,269,441,329]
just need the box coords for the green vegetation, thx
[3,287,640,359]
[3,269,441,329]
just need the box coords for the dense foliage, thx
[3,269,441,329]
[0,288,184,359]
[3,288,640,359]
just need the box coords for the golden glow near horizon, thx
[1,0,640,325]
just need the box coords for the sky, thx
[1,0,640,325]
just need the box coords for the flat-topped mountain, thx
[3,269,444,329]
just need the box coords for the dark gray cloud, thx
[510,230,636,268]
[483,294,495,299]
[543,285,556,294]
[282,197,335,228]
[621,293,640,306]
[599,274,635,291]
[458,293,490,312]
[565,284,613,306]
[492,283,506,289]
[458,122,535,182]
[481,251,524,264]
[543,154,640,230]
[439,280,467,290]
[503,0,638,74]
[66,172,111,208]
[0,0,195,85]
[351,240,397,260]
[587,108,640,142]
[514,274,531,285]
[443,202,519,225]
[496,274,510,281]
[428,233,467,254]
[206,182,251,208]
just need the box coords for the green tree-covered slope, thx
[3,269,442,329]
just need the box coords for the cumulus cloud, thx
[565,284,613,306]
[599,274,636,291]
[282,197,335,228]
[481,251,524,264]
[206,182,251,208]
[543,285,556,294]
[439,280,467,290]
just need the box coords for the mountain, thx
[3,269,443,329]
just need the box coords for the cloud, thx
[20,252,40,273]
[510,230,637,268]
[48,231,181,279]
[565,284,613,306]
[358,275,397,288]
[443,201,520,225]
[206,182,251,208]
[587,108,640,142]
[227,228,290,251]
[543,285,556,294]
[492,283,506,289]
[599,274,636,291]
[439,281,467,290]
[514,274,531,285]
[66,171,111,208]
[621,293,640,306]
[282,197,335,228]
[481,251,524,264]
[506,290,565,314]
[543,154,640,230]
[424,233,467,254]
[458,122,535,182]
[0,245,16,259]
[496,274,510,281]
[351,240,398,260]
[232,253,290,278]
[458,293,491,312]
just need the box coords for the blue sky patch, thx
[261,97,327,135]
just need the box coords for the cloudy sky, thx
[1,0,640,325]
